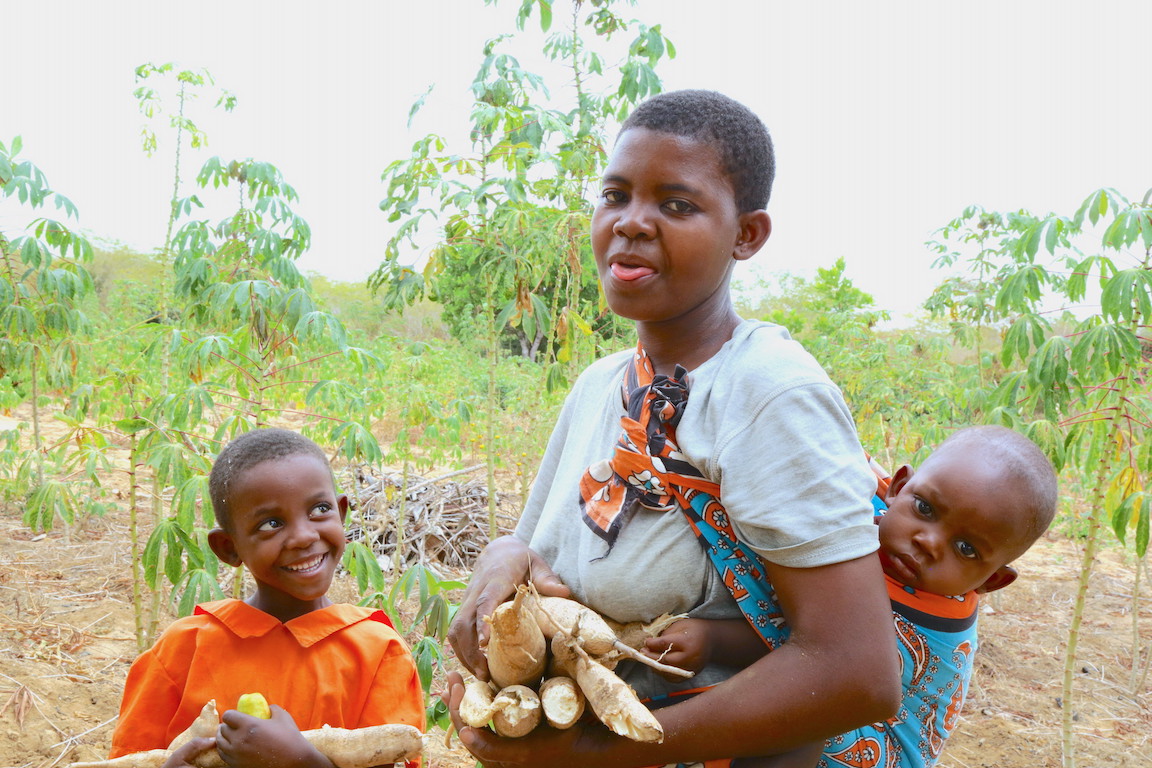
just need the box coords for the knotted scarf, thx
[577,344,787,647]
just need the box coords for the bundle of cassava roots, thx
[66,694,423,768]
[458,584,691,743]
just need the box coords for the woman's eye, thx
[600,189,626,204]
[956,541,978,559]
[663,199,695,214]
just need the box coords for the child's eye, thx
[956,540,979,559]
[257,519,283,532]
[310,503,333,518]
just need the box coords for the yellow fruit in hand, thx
[237,692,272,719]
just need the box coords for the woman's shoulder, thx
[714,319,836,392]
[566,346,633,397]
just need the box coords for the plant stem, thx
[128,432,146,652]
[30,352,43,487]
[1062,371,1131,767]
[485,271,499,541]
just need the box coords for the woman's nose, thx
[612,207,655,240]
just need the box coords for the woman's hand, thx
[447,535,570,680]
[443,670,624,768]
[216,706,332,768]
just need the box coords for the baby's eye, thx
[956,541,979,559]
[913,498,933,518]
[257,519,283,532]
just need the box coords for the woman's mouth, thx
[610,262,655,281]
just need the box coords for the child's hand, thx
[162,736,217,768]
[216,705,333,768]
[643,618,713,678]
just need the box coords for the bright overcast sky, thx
[3,1,1149,324]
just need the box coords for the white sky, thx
[2,1,1149,323]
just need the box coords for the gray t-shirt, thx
[515,320,877,697]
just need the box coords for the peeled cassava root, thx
[472,584,688,743]
[68,699,422,768]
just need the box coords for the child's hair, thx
[208,428,330,530]
[620,89,775,212]
[926,425,1058,542]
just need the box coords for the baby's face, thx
[877,452,1035,596]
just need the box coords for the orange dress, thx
[110,600,424,763]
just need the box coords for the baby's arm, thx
[216,706,333,768]
[644,617,769,675]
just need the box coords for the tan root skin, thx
[606,613,689,651]
[551,631,664,743]
[527,587,692,679]
[490,685,542,738]
[485,588,548,689]
[67,700,423,768]
[459,678,497,729]
[539,676,585,730]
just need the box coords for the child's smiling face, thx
[878,451,1037,597]
[591,128,768,336]
[209,453,347,622]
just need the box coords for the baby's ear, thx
[885,464,915,503]
[208,528,243,568]
[976,565,1018,594]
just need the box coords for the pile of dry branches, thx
[340,464,519,573]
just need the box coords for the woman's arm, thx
[448,552,899,767]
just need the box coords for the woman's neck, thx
[637,306,742,375]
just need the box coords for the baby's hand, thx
[162,736,217,768]
[216,705,332,768]
[643,618,713,678]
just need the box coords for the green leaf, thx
[114,417,150,435]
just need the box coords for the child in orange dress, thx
[110,429,424,768]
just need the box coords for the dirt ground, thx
[1,486,1149,766]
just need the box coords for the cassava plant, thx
[933,187,1151,768]
[372,0,673,535]
[0,137,97,533]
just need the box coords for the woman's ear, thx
[976,565,1018,594]
[885,464,915,503]
[208,528,243,568]
[733,210,771,261]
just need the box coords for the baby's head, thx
[878,426,1057,596]
[207,429,347,620]
[620,89,775,212]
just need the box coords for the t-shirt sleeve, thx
[718,381,879,568]
[515,368,584,544]
[358,627,426,725]
[357,626,426,768]
[109,647,184,757]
